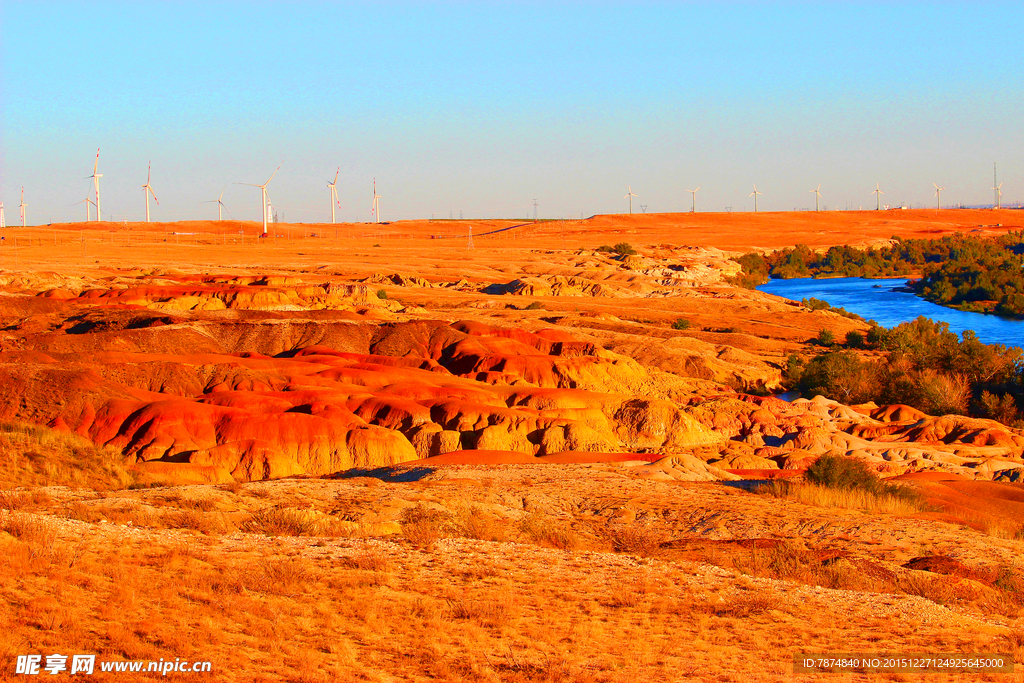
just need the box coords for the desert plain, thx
[3,208,1024,681]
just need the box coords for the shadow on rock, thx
[331,466,437,483]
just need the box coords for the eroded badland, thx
[3,210,1024,681]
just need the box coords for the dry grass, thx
[446,592,515,628]
[0,421,137,490]
[400,504,458,548]
[601,524,663,557]
[338,545,389,573]
[760,480,927,515]
[459,505,508,542]
[0,469,1020,682]
[519,512,591,551]
[240,507,347,537]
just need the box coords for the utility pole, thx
[533,199,538,222]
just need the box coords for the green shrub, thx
[806,454,883,492]
[802,297,830,311]
[816,328,836,346]
[596,243,636,256]
[804,454,921,504]
[802,297,863,321]
[845,330,864,348]
[376,289,388,299]
[523,301,544,310]
[728,253,770,289]
[797,351,877,404]
[671,318,691,330]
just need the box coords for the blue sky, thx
[2,1,1022,224]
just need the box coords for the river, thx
[757,277,1024,349]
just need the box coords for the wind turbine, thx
[238,164,282,236]
[201,186,229,220]
[933,183,945,210]
[372,179,381,223]
[686,187,700,213]
[624,186,637,214]
[328,168,340,224]
[73,195,96,222]
[0,202,4,229]
[750,184,762,212]
[872,182,884,210]
[86,148,102,222]
[141,162,158,222]
[994,162,1000,209]
[19,188,27,227]
[810,184,822,212]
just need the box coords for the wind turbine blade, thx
[265,163,283,186]
[334,167,339,184]
[94,148,100,175]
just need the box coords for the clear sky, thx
[1,1,1022,224]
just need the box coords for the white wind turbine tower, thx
[372,179,381,223]
[86,148,102,221]
[19,188,27,227]
[933,183,945,210]
[624,186,637,214]
[0,202,5,229]
[201,186,229,220]
[328,168,340,224]
[238,164,282,236]
[993,183,1003,210]
[750,184,762,212]
[73,195,96,222]
[686,187,700,213]
[810,184,822,212]
[872,182,884,210]
[141,162,159,222]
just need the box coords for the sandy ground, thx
[3,464,1024,682]
[2,208,1020,276]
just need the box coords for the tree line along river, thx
[757,276,1024,349]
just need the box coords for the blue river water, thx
[757,277,1024,349]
